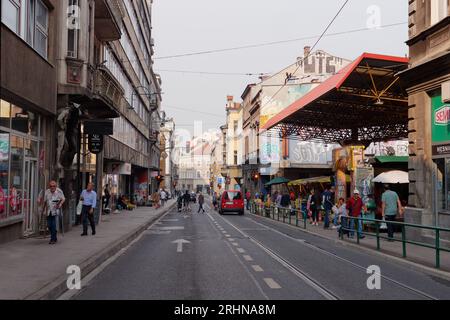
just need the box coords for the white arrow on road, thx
[172,239,191,252]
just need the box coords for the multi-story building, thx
[1,0,60,242]
[55,0,162,226]
[400,0,450,240]
[0,0,163,242]
[223,96,243,190]
[241,48,350,197]
[178,137,211,193]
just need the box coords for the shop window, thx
[0,131,10,220]
[0,100,11,128]
[11,105,39,135]
[10,135,24,217]
[435,158,450,211]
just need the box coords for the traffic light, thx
[251,172,259,181]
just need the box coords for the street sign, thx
[88,134,103,154]
[84,119,113,135]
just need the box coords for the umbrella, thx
[372,170,409,184]
[264,177,290,187]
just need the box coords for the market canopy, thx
[265,177,290,186]
[261,53,409,145]
[374,156,408,163]
[288,175,351,186]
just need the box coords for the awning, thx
[372,170,409,184]
[261,53,409,144]
[265,177,290,186]
[374,156,408,163]
[288,175,351,186]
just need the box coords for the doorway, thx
[23,158,37,235]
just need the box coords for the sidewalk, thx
[0,200,176,300]
[247,209,450,276]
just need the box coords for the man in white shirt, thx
[160,189,167,207]
[42,180,65,244]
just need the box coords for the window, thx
[1,0,49,58]
[431,0,449,25]
[67,0,79,58]
[435,158,450,211]
[1,0,20,33]
[234,120,238,134]
[234,151,238,165]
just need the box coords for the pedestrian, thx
[333,197,348,231]
[381,184,403,241]
[42,180,65,244]
[103,184,111,213]
[183,190,191,212]
[307,189,319,226]
[245,190,251,210]
[347,189,366,239]
[197,192,206,213]
[80,182,97,236]
[321,185,334,229]
[160,189,167,207]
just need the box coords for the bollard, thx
[435,229,440,269]
[402,225,406,258]
[376,221,380,250]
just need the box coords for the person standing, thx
[347,189,366,239]
[307,189,319,226]
[80,182,97,236]
[381,184,403,241]
[42,181,65,244]
[197,193,206,213]
[245,190,251,210]
[103,184,111,213]
[322,186,334,229]
[160,189,167,207]
[183,190,191,212]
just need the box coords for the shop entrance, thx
[23,158,37,235]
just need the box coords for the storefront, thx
[0,99,48,238]
[431,93,450,219]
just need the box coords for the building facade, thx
[401,0,450,241]
[1,0,60,242]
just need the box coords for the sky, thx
[152,0,408,138]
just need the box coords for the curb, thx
[24,202,176,300]
[247,211,450,282]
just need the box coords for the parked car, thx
[219,190,244,215]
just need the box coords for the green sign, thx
[431,95,450,144]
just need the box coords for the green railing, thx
[248,201,450,269]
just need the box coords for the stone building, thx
[400,0,450,241]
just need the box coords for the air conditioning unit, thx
[442,81,450,103]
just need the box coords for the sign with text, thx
[431,95,450,144]
[84,120,113,135]
[88,134,103,154]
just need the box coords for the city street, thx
[74,200,450,300]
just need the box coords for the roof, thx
[374,156,408,163]
[261,53,409,144]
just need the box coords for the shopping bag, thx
[76,201,83,216]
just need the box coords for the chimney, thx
[304,46,311,57]
[227,95,233,102]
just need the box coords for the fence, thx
[249,201,450,269]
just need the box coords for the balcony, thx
[89,67,123,118]
[95,0,123,41]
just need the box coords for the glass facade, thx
[435,157,450,212]
[0,99,44,226]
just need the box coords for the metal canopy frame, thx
[263,53,409,145]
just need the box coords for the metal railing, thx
[248,201,450,269]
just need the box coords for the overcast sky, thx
[152,0,408,137]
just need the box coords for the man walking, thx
[197,192,206,213]
[245,190,251,210]
[381,184,403,241]
[42,180,65,244]
[322,186,334,229]
[160,189,167,207]
[80,182,97,236]
[347,189,366,239]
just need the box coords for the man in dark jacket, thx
[197,193,205,213]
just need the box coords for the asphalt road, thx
[74,199,450,300]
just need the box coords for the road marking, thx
[243,255,253,261]
[237,248,245,253]
[222,231,227,234]
[225,234,231,237]
[146,230,171,235]
[252,265,263,272]
[158,226,185,230]
[264,278,281,289]
[162,219,179,222]
[232,242,239,246]
[228,238,235,241]
[172,239,191,253]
